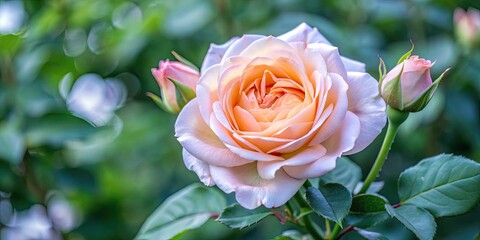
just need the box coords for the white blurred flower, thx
[47,196,78,231]
[64,73,126,127]
[0,1,24,34]
[1,204,60,240]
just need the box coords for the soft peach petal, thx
[239,37,304,67]
[182,149,215,186]
[285,111,361,179]
[257,145,327,180]
[175,99,251,167]
[278,22,331,45]
[309,73,349,145]
[306,43,347,80]
[344,72,387,154]
[209,163,305,209]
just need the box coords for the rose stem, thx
[358,106,408,194]
[293,190,324,240]
[330,107,408,240]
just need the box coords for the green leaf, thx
[398,154,480,217]
[171,51,200,72]
[136,183,226,240]
[0,121,25,164]
[306,184,352,227]
[0,34,22,57]
[318,157,362,192]
[345,212,390,229]
[385,204,436,240]
[217,203,273,229]
[354,181,384,194]
[351,194,388,214]
[272,230,312,240]
[357,229,389,240]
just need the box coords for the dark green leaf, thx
[0,121,25,164]
[306,184,351,227]
[354,181,384,195]
[357,229,389,240]
[398,154,480,217]
[385,204,436,240]
[345,212,390,229]
[217,203,273,229]
[318,157,362,192]
[351,194,388,214]
[271,230,312,240]
[136,183,226,240]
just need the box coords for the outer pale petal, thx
[175,99,251,167]
[201,37,239,73]
[341,57,366,72]
[197,64,222,123]
[344,72,387,154]
[210,163,305,209]
[222,35,265,61]
[285,111,361,179]
[257,145,327,180]
[278,22,331,45]
[182,149,214,186]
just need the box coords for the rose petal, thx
[257,145,327,180]
[182,149,215,186]
[210,163,305,209]
[175,99,251,167]
[309,73,349,145]
[344,72,387,154]
[201,37,239,73]
[278,22,331,45]
[197,64,222,123]
[341,56,366,72]
[222,35,265,61]
[284,111,361,179]
[306,43,347,80]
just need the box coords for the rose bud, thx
[380,54,449,112]
[454,8,480,52]
[150,59,199,114]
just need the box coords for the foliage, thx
[1,0,480,239]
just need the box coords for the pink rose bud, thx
[380,55,448,112]
[454,8,480,51]
[150,60,199,114]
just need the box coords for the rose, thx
[454,7,480,51]
[151,60,200,113]
[380,55,447,112]
[175,23,386,209]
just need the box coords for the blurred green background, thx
[0,0,479,239]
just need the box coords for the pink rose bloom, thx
[152,60,200,113]
[381,56,433,109]
[454,8,480,50]
[175,23,386,209]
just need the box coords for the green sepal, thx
[378,57,387,87]
[403,68,450,112]
[171,51,200,72]
[397,42,414,65]
[168,77,196,101]
[382,64,405,110]
[146,92,177,114]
